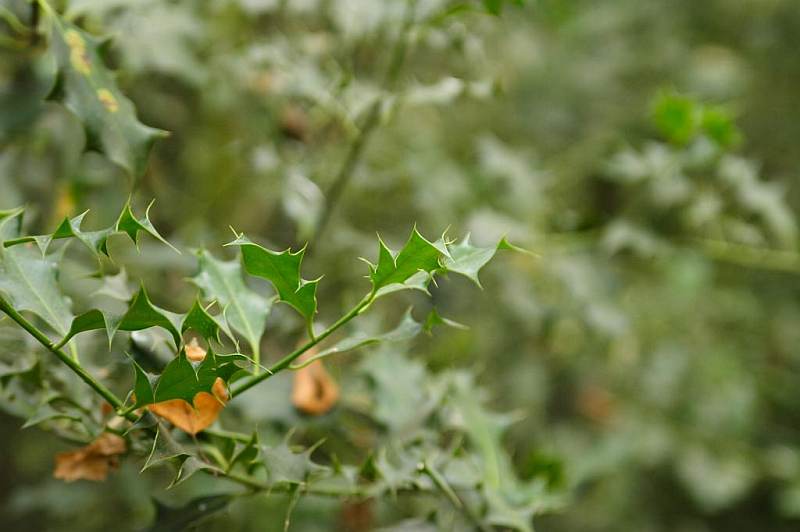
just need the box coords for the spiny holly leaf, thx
[192,250,271,356]
[261,439,330,485]
[115,200,178,252]
[133,348,247,407]
[228,235,319,330]
[57,286,183,348]
[142,426,189,471]
[290,308,423,369]
[449,373,552,532]
[442,235,525,288]
[0,245,73,339]
[131,359,155,407]
[30,211,112,257]
[423,308,467,334]
[360,350,443,434]
[141,426,221,487]
[2,201,178,258]
[227,432,260,473]
[45,9,168,177]
[367,228,449,295]
[181,299,232,345]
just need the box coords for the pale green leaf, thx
[192,249,271,356]
[45,12,168,177]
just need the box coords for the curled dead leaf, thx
[54,432,127,482]
[576,384,615,425]
[185,337,207,362]
[147,341,228,435]
[148,377,227,435]
[292,350,339,416]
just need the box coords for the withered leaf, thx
[148,377,228,435]
[145,342,231,434]
[54,432,127,482]
[292,351,339,416]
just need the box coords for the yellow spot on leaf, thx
[53,432,126,482]
[97,89,119,113]
[65,30,91,75]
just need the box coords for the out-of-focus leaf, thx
[44,9,168,177]
[449,373,555,532]
[147,494,234,532]
[261,439,330,485]
[290,309,423,369]
[442,234,523,288]
[291,352,339,416]
[53,432,127,483]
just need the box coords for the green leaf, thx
[115,200,178,253]
[142,426,189,471]
[192,249,271,356]
[423,308,467,334]
[131,359,155,407]
[227,432,260,473]
[369,228,448,292]
[449,373,550,532]
[0,245,73,338]
[181,299,231,345]
[3,201,178,258]
[262,439,330,485]
[228,235,319,329]
[31,210,113,256]
[57,286,183,348]
[132,348,247,407]
[290,308,423,369]
[442,235,526,288]
[651,90,699,145]
[45,10,168,177]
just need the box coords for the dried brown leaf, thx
[54,432,127,482]
[292,351,339,416]
[148,377,227,435]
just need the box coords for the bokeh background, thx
[3,0,800,530]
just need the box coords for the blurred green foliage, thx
[2,0,800,531]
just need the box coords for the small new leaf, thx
[3,201,178,258]
[369,227,448,293]
[58,286,183,348]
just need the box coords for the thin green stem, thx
[231,292,374,398]
[0,294,132,417]
[687,238,800,275]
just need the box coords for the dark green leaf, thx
[369,228,447,292]
[228,235,318,329]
